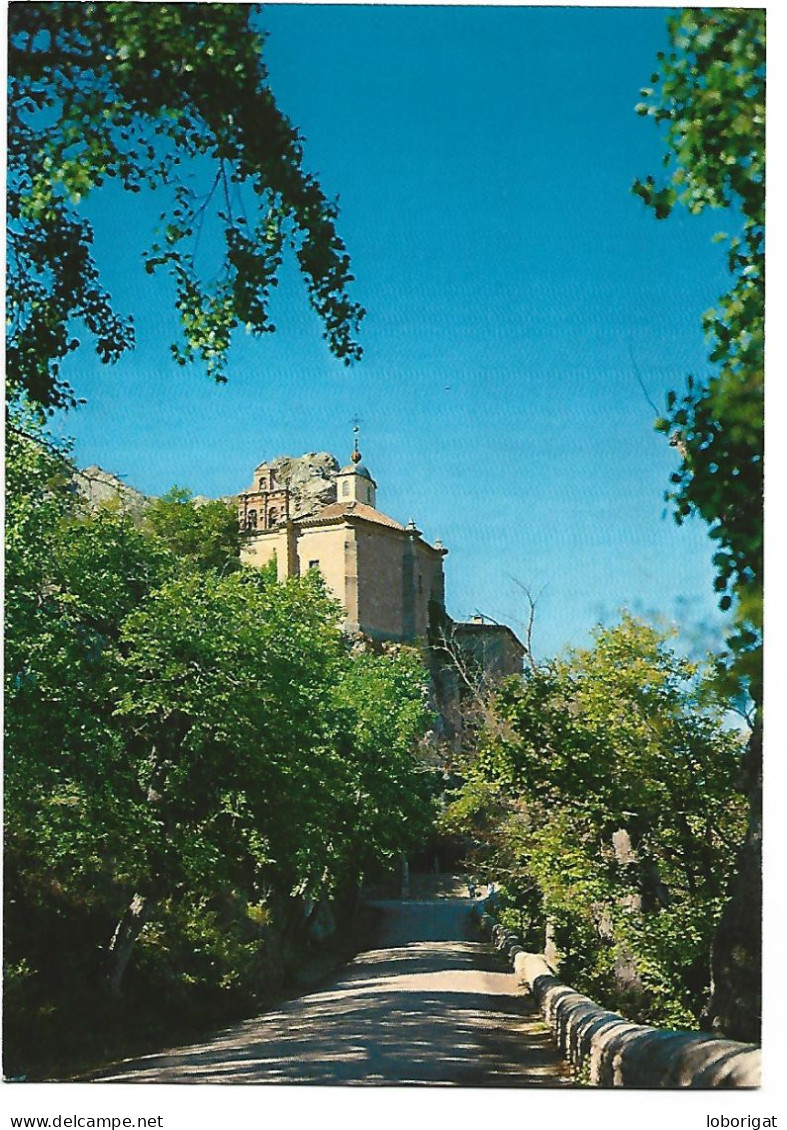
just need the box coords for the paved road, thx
[93,891,572,1086]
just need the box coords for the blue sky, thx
[49,3,738,661]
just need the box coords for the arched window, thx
[342,480,350,497]
[268,507,278,527]
[247,509,257,529]
[259,477,267,491]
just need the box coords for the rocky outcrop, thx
[74,452,341,523]
[73,465,149,516]
[267,452,340,518]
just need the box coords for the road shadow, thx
[92,981,569,1085]
[91,899,571,1086]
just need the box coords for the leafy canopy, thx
[5,425,436,1015]
[632,8,764,700]
[7,2,365,412]
[443,615,746,1026]
[142,487,241,574]
[333,648,435,879]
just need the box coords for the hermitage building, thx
[236,436,525,743]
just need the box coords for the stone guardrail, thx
[478,910,761,1088]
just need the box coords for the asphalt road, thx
[92,891,572,1086]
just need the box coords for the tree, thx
[6,2,364,413]
[142,487,241,573]
[443,616,746,1027]
[633,8,764,1041]
[4,430,436,1041]
[332,646,436,884]
[107,568,348,994]
[633,7,764,701]
[4,435,175,1014]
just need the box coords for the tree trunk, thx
[107,892,155,999]
[352,876,364,925]
[400,853,410,899]
[701,718,762,1043]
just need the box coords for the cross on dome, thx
[351,418,362,464]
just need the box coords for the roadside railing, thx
[477,908,761,1088]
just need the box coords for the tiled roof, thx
[302,501,406,531]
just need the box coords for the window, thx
[247,509,257,529]
[259,477,267,491]
[366,486,372,503]
[268,507,278,526]
[342,480,350,497]
[308,559,320,570]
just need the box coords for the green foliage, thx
[114,568,349,903]
[444,615,746,1026]
[633,9,764,701]
[4,417,77,640]
[4,429,434,1071]
[142,487,241,573]
[5,435,176,920]
[7,2,364,412]
[257,554,279,587]
[333,647,436,878]
[130,890,282,1014]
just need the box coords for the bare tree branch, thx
[507,576,548,675]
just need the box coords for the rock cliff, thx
[266,452,340,518]
[74,452,342,521]
[74,465,149,516]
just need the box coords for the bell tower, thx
[237,461,290,532]
[336,426,377,508]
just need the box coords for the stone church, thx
[236,436,524,742]
[238,438,449,643]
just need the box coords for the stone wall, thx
[479,913,761,1088]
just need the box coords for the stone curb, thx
[477,910,761,1088]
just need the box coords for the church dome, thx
[339,462,373,480]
